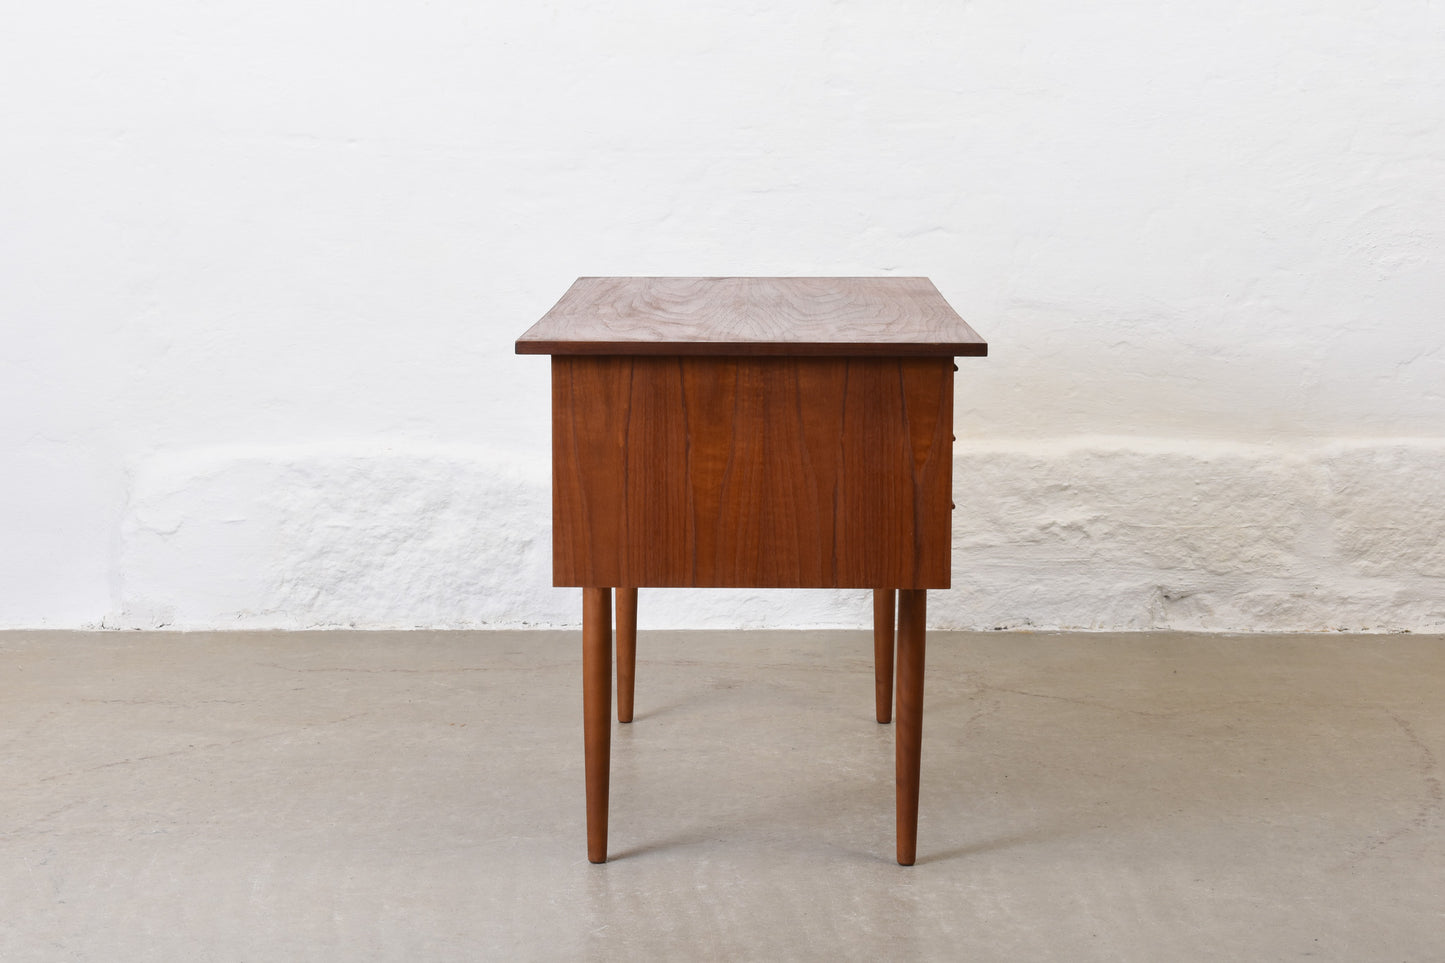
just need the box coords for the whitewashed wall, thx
[3,1,1442,632]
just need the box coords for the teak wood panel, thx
[551,355,954,589]
[517,277,988,358]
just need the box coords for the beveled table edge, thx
[515,339,988,357]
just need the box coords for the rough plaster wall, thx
[944,439,1445,632]
[113,439,1445,632]
[4,1,1444,631]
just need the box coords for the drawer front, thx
[551,355,954,588]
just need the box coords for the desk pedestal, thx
[557,355,951,866]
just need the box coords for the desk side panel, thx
[551,356,952,589]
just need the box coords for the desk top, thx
[515,277,987,357]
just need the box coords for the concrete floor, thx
[2,630,1443,961]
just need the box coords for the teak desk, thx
[516,277,987,865]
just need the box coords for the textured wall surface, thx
[4,1,1443,631]
[112,439,1445,632]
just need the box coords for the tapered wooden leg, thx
[616,587,637,723]
[873,589,896,724]
[583,587,612,863]
[895,589,926,866]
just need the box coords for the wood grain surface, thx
[517,277,987,357]
[551,355,954,588]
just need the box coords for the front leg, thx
[583,587,612,863]
[895,589,926,865]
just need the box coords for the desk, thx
[517,277,986,864]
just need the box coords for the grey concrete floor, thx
[2,629,1443,961]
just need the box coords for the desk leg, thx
[873,589,896,724]
[583,587,612,863]
[616,588,637,724]
[896,589,926,866]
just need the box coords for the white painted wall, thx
[3,1,1442,631]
